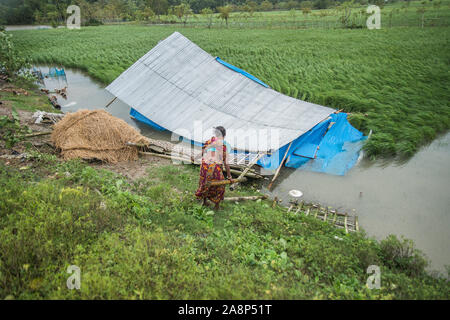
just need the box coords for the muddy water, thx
[38,66,450,274]
[6,25,57,31]
[36,66,173,141]
[269,133,450,273]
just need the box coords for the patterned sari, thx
[195,137,228,204]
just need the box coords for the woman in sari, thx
[195,126,232,210]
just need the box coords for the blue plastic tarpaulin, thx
[215,57,269,88]
[258,113,367,175]
[130,108,167,131]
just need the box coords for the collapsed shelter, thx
[105,32,366,175]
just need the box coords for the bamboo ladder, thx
[286,200,359,233]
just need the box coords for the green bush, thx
[0,31,32,79]
[380,235,428,277]
[0,107,31,148]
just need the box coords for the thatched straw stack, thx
[51,109,149,163]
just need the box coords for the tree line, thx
[0,0,402,25]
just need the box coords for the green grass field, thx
[0,154,448,299]
[180,1,450,29]
[12,21,450,159]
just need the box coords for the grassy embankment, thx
[0,144,449,299]
[11,18,450,159]
[0,77,56,113]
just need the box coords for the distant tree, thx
[246,0,258,13]
[147,0,169,18]
[314,0,331,10]
[302,7,311,15]
[137,7,156,21]
[47,11,59,27]
[33,10,43,24]
[300,1,313,9]
[289,8,297,22]
[170,3,193,25]
[374,0,385,9]
[287,0,298,9]
[277,2,289,10]
[76,0,97,24]
[217,5,232,27]
[260,0,273,11]
[200,7,214,28]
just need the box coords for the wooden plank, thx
[208,177,247,187]
[294,201,304,214]
[24,131,53,138]
[267,141,292,191]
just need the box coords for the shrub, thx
[380,235,428,277]
[0,31,32,79]
[0,107,31,148]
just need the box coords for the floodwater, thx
[35,66,173,141]
[5,25,64,31]
[269,135,450,274]
[38,66,450,274]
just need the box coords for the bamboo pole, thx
[223,195,267,201]
[344,213,348,234]
[126,141,148,148]
[24,131,53,138]
[267,141,292,190]
[127,142,166,154]
[104,97,117,108]
[139,151,192,163]
[139,151,263,179]
[229,169,262,179]
[207,177,247,187]
[294,201,304,214]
